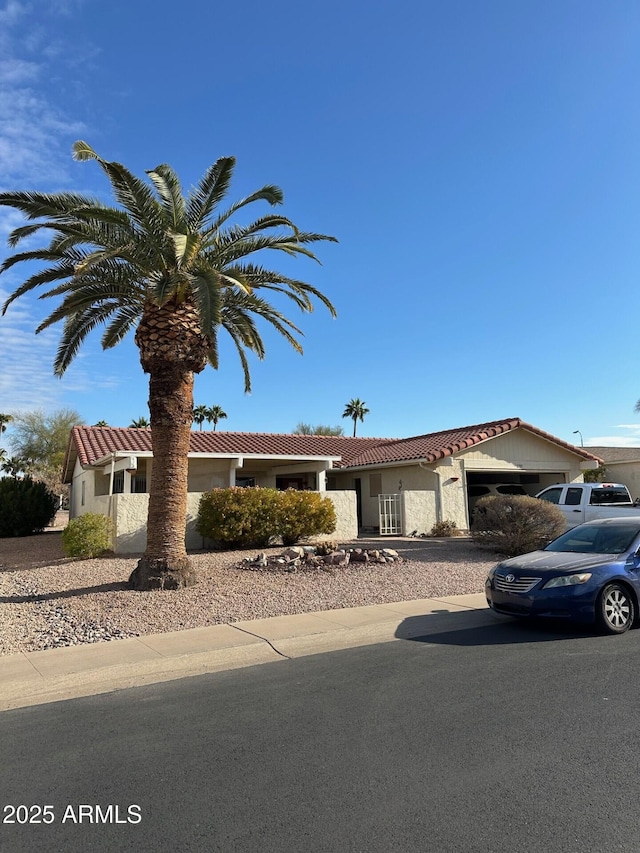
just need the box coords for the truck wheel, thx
[596,583,635,634]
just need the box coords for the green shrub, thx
[428,520,458,538]
[196,487,280,549]
[62,513,113,557]
[278,490,337,546]
[471,494,565,556]
[0,476,58,537]
[196,487,338,549]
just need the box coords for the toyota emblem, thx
[505,574,515,583]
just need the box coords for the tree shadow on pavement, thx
[395,610,596,646]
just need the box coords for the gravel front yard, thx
[0,530,496,656]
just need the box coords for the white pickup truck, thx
[536,482,640,528]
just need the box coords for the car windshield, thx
[545,523,640,554]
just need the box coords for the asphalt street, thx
[3,614,640,853]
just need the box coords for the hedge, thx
[196,487,336,550]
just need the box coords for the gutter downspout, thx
[108,452,116,552]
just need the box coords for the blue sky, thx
[1,0,640,446]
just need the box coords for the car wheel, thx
[596,583,635,635]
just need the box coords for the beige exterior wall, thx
[73,490,357,554]
[322,490,358,541]
[402,490,437,535]
[187,458,235,491]
[459,430,584,479]
[597,463,640,502]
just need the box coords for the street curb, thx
[0,594,490,711]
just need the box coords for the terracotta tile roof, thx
[63,418,602,481]
[63,425,388,478]
[342,418,603,468]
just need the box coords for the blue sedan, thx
[485,518,640,634]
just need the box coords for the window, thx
[565,488,583,506]
[112,471,124,494]
[369,474,382,498]
[236,477,256,488]
[132,475,147,494]
[539,487,563,505]
[590,488,631,506]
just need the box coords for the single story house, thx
[584,447,640,500]
[63,417,602,553]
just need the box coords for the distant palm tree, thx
[0,413,13,436]
[129,416,150,428]
[206,405,227,431]
[94,420,108,427]
[1,455,26,478]
[0,141,336,590]
[192,405,208,431]
[342,398,370,437]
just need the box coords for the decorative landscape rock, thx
[239,545,403,573]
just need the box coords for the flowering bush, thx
[278,489,336,546]
[196,487,336,549]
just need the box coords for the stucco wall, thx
[402,490,437,535]
[187,459,234,491]
[322,490,358,541]
[597,463,640,502]
[97,490,357,554]
[460,430,584,480]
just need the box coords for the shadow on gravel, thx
[0,581,129,604]
[395,611,596,646]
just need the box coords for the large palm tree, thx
[0,141,336,589]
[342,398,370,437]
[206,405,227,431]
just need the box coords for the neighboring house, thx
[584,447,640,500]
[63,418,602,553]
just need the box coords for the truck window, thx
[539,487,563,505]
[565,487,583,506]
[589,489,630,506]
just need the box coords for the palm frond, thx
[1,140,336,383]
[73,140,166,239]
[101,304,142,348]
[147,164,187,230]
[0,189,104,222]
[209,185,284,233]
[190,267,222,333]
[51,303,119,374]
[186,156,236,228]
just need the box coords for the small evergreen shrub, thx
[278,490,337,546]
[471,494,565,556]
[428,520,458,538]
[196,487,338,549]
[0,476,58,537]
[196,487,280,549]
[62,513,114,557]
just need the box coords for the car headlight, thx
[542,573,592,589]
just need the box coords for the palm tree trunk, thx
[129,368,197,590]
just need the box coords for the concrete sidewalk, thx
[0,593,490,711]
